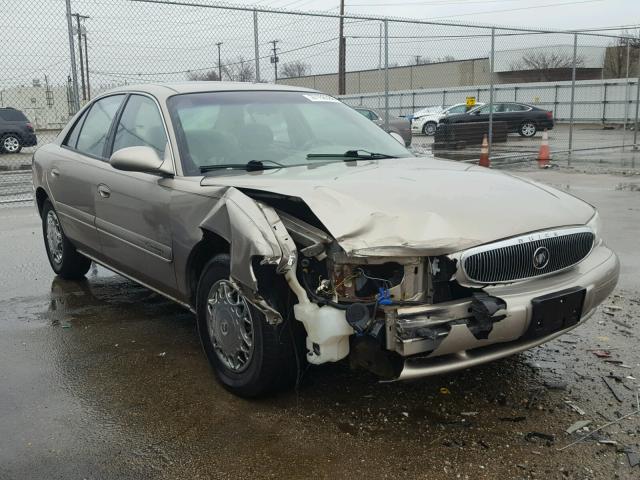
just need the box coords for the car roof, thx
[102,81,320,100]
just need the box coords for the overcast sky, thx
[2,0,639,89]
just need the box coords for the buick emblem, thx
[533,246,550,270]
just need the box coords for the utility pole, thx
[73,13,89,101]
[216,42,223,81]
[83,31,91,99]
[338,0,346,95]
[414,55,422,65]
[270,40,279,82]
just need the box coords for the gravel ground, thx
[0,166,639,479]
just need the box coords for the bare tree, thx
[186,69,220,81]
[603,30,640,78]
[280,60,310,78]
[222,57,255,82]
[510,51,585,81]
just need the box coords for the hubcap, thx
[522,123,535,136]
[206,280,254,373]
[3,136,19,152]
[46,210,63,265]
[425,123,436,135]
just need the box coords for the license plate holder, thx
[524,287,586,340]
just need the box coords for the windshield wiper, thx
[306,149,397,160]
[200,160,284,173]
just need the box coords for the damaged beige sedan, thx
[33,83,620,397]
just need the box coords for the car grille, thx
[462,227,594,283]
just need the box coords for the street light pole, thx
[83,32,91,99]
[216,42,223,81]
[338,0,346,95]
[270,40,279,82]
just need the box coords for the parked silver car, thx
[33,82,619,397]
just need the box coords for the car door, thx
[502,103,532,131]
[93,93,178,295]
[47,94,126,257]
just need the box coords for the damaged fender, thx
[199,186,297,295]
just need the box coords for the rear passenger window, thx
[75,95,124,158]
[112,95,167,157]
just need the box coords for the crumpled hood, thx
[201,157,595,256]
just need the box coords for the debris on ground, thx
[565,420,592,434]
[625,449,640,468]
[524,432,555,446]
[158,352,167,357]
[439,387,451,395]
[564,401,587,415]
[592,350,612,358]
[602,376,625,403]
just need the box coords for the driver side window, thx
[112,95,167,158]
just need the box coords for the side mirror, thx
[110,146,172,175]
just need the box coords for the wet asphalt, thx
[1,166,640,479]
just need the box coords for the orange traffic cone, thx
[537,129,551,168]
[479,134,490,167]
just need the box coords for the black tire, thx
[422,121,437,136]
[1,133,22,154]
[196,254,296,397]
[41,199,91,279]
[519,121,537,138]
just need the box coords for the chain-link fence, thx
[1,0,639,203]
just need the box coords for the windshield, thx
[167,91,412,175]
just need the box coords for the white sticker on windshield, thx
[302,93,340,102]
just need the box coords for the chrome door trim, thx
[95,216,173,262]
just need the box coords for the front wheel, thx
[422,121,437,136]
[196,254,296,397]
[41,200,91,279]
[519,121,537,137]
[1,134,22,153]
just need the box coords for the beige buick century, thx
[32,82,619,397]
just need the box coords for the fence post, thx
[633,45,640,153]
[384,18,389,131]
[65,0,80,113]
[488,27,495,159]
[623,39,631,149]
[253,9,260,82]
[568,33,578,160]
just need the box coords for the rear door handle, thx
[97,184,111,198]
[50,168,60,177]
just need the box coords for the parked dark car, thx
[354,107,412,146]
[0,107,38,153]
[439,102,554,138]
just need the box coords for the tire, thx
[519,121,537,138]
[196,254,296,397]
[41,199,91,279]
[1,134,22,154]
[422,121,437,136]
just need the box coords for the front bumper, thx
[387,243,619,380]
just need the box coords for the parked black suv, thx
[0,107,37,153]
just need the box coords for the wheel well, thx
[35,188,49,217]
[1,131,22,140]
[186,230,230,307]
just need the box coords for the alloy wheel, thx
[3,136,20,153]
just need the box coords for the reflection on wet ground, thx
[1,168,640,479]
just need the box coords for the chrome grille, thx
[462,227,594,283]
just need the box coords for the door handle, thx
[50,168,60,177]
[97,184,111,198]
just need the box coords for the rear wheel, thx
[196,254,296,397]
[422,121,437,136]
[519,121,537,137]
[41,200,91,279]
[1,134,22,153]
